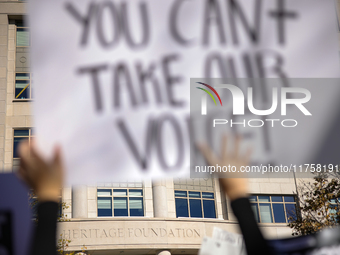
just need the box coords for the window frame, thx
[14,72,33,100]
[97,188,145,217]
[174,189,217,219]
[249,194,297,224]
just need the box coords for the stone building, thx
[0,1,339,254]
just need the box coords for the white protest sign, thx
[28,0,340,184]
[212,227,244,247]
[199,237,244,255]
[199,227,245,255]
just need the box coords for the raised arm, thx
[17,140,63,255]
[198,135,272,255]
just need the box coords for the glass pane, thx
[284,196,295,202]
[175,198,189,217]
[114,197,128,216]
[175,190,187,197]
[29,196,38,218]
[98,209,112,217]
[330,199,337,203]
[97,189,111,196]
[285,204,297,222]
[202,192,214,199]
[329,204,337,212]
[249,196,257,202]
[114,197,127,209]
[113,189,127,196]
[129,197,143,209]
[273,204,286,223]
[17,28,30,46]
[14,129,29,136]
[97,197,112,217]
[258,196,270,202]
[15,81,30,99]
[13,137,26,158]
[129,197,144,216]
[12,158,20,169]
[251,204,260,222]
[15,80,29,89]
[329,205,337,220]
[129,189,143,197]
[189,199,202,218]
[203,200,216,218]
[271,196,283,202]
[189,191,201,198]
[98,197,112,209]
[16,73,30,80]
[259,203,273,223]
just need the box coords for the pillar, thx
[72,185,88,218]
[0,14,8,171]
[156,250,171,255]
[152,179,168,217]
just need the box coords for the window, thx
[97,189,144,217]
[29,192,38,218]
[29,191,63,219]
[16,26,30,47]
[13,128,34,169]
[249,195,297,223]
[15,73,32,99]
[174,190,216,218]
[13,18,30,87]
[329,198,340,221]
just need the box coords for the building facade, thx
[59,179,298,254]
[0,1,339,254]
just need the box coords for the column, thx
[0,14,8,171]
[156,250,171,255]
[152,179,168,217]
[72,185,88,218]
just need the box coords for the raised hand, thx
[198,135,251,201]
